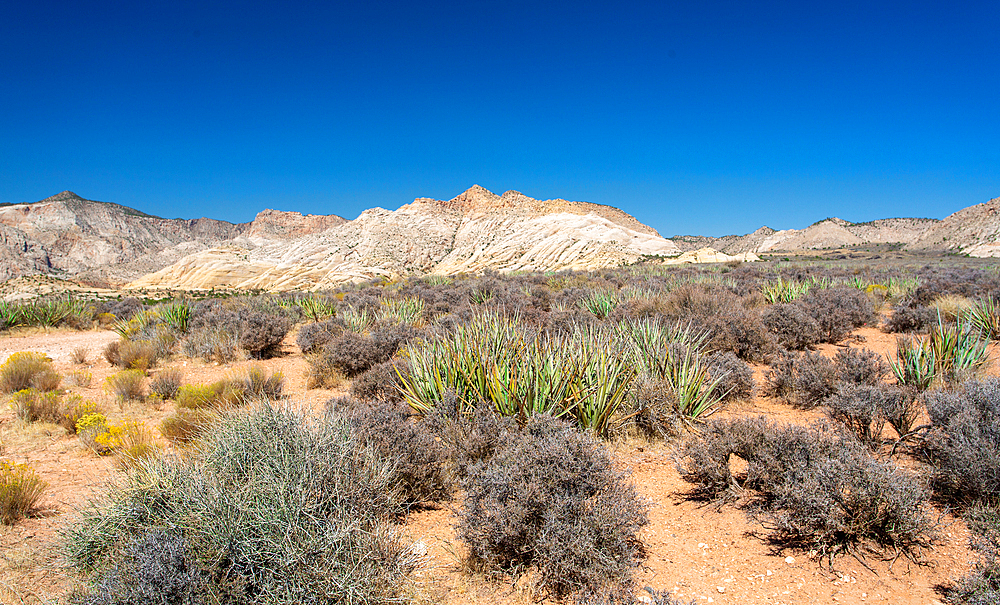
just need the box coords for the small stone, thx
[698,542,709,549]
[784,556,795,564]
[766,570,773,576]
[717,586,726,593]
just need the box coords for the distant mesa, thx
[0,187,996,292]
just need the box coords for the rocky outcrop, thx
[127,186,684,291]
[0,191,250,283]
[906,197,1000,257]
[659,248,760,265]
[245,209,347,239]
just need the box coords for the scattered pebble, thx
[784,556,796,564]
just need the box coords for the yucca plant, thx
[158,302,191,333]
[378,297,425,326]
[661,344,727,422]
[888,337,936,391]
[298,295,337,322]
[963,297,1000,340]
[340,306,375,333]
[618,317,710,377]
[762,277,810,304]
[0,302,21,330]
[930,319,990,382]
[571,334,636,436]
[578,289,620,319]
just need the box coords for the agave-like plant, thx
[888,337,936,391]
[962,297,1000,341]
[298,295,337,322]
[340,306,375,333]
[762,277,811,304]
[378,296,425,327]
[578,289,620,319]
[158,302,191,333]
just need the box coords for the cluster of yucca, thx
[399,312,726,435]
[0,296,92,330]
[762,277,811,304]
[889,315,990,389]
[578,289,620,319]
[378,296,425,326]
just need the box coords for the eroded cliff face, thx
[127,186,683,291]
[0,191,248,283]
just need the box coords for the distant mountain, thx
[671,216,944,255]
[128,186,681,291]
[3,189,998,292]
[0,191,348,285]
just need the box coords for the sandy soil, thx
[0,323,989,605]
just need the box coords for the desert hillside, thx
[127,186,683,291]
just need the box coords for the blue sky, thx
[1,1,997,237]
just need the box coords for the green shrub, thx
[63,403,416,604]
[0,460,47,524]
[458,415,648,601]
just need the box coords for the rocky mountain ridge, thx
[2,189,997,292]
[127,186,682,291]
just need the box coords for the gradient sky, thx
[1,1,997,237]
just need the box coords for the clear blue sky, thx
[1,1,997,237]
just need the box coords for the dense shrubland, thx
[7,260,1000,602]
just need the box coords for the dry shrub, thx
[766,350,837,409]
[802,287,876,343]
[950,504,1000,605]
[931,294,972,323]
[150,368,183,400]
[631,377,684,440]
[458,414,648,601]
[349,360,406,403]
[0,460,47,524]
[883,299,936,334]
[117,340,159,371]
[823,384,910,450]
[834,347,887,386]
[67,369,93,388]
[60,395,102,434]
[704,351,755,402]
[677,416,936,559]
[762,303,822,350]
[0,351,56,393]
[237,364,284,401]
[68,530,208,605]
[239,312,291,358]
[159,409,217,445]
[103,341,121,366]
[11,388,62,423]
[296,318,344,354]
[423,392,515,481]
[105,370,146,403]
[71,346,89,365]
[331,396,452,505]
[922,379,1000,506]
